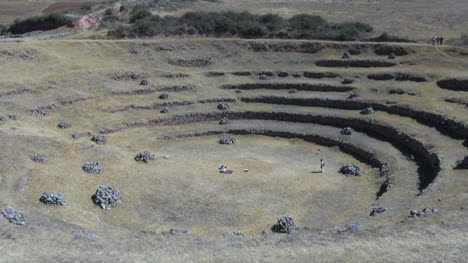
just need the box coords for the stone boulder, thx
[219,136,237,145]
[91,135,107,145]
[217,103,230,110]
[92,185,122,210]
[57,122,71,129]
[339,164,362,176]
[271,216,298,234]
[219,117,229,125]
[360,107,375,115]
[159,93,169,100]
[231,230,246,237]
[342,52,351,59]
[369,207,386,216]
[30,154,48,163]
[140,79,149,86]
[340,127,354,135]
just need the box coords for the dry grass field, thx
[0,37,467,262]
[0,1,467,262]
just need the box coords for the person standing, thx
[320,159,325,173]
[440,36,444,45]
[432,37,436,45]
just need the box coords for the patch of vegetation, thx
[150,0,219,10]
[8,14,71,34]
[367,32,412,43]
[108,7,373,41]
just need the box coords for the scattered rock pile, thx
[388,53,396,59]
[30,154,48,163]
[160,107,169,113]
[339,164,362,176]
[342,76,358,84]
[347,93,359,99]
[231,230,246,237]
[340,127,354,135]
[140,79,149,86]
[409,208,438,218]
[342,52,351,59]
[217,103,230,110]
[360,107,375,115]
[91,135,107,145]
[1,206,25,225]
[271,216,298,234]
[135,151,156,163]
[39,192,67,205]
[169,229,192,235]
[219,136,237,145]
[57,122,71,129]
[159,93,169,100]
[288,89,298,94]
[370,207,386,216]
[92,185,121,210]
[259,74,269,80]
[219,117,229,125]
[82,161,103,174]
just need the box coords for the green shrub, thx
[113,10,375,41]
[289,14,326,31]
[129,5,152,23]
[104,8,113,16]
[8,14,71,34]
[81,4,92,11]
[369,32,410,42]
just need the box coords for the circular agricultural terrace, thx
[0,39,467,237]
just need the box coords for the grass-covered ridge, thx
[109,7,373,40]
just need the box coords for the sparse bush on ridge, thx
[367,32,412,43]
[108,7,373,40]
